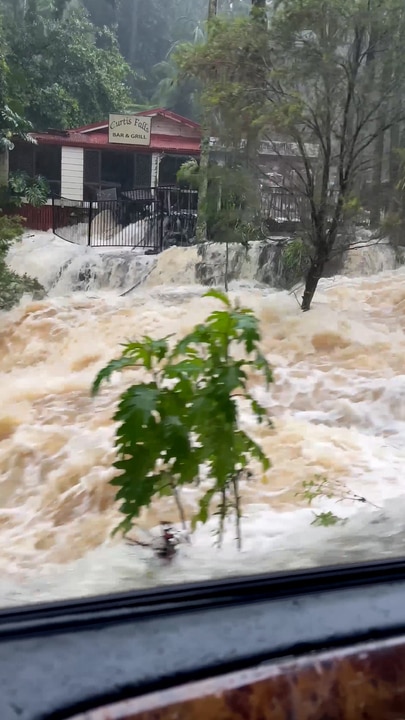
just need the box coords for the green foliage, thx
[280,238,311,287]
[396,148,405,193]
[3,4,133,130]
[297,475,373,527]
[115,0,249,109]
[379,212,403,244]
[0,106,35,152]
[176,15,268,146]
[207,163,261,241]
[0,0,259,129]
[0,213,22,252]
[177,159,200,189]
[0,16,36,185]
[83,0,209,108]
[0,261,45,311]
[381,148,405,247]
[342,196,362,220]
[311,511,346,528]
[178,158,263,246]
[0,215,45,310]
[8,172,49,207]
[92,290,273,548]
[151,57,201,121]
[0,173,49,212]
[177,0,405,309]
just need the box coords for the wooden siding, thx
[61,147,84,200]
[151,116,200,139]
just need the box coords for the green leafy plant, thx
[92,290,273,549]
[8,172,50,207]
[0,214,45,310]
[177,0,405,310]
[0,213,23,252]
[311,511,347,528]
[280,238,311,288]
[1,5,133,131]
[297,475,376,528]
[177,159,200,189]
[177,157,263,290]
[342,195,362,220]
[0,104,35,153]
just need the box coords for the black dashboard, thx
[1,559,405,720]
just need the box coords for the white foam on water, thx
[1,232,405,605]
[57,216,152,249]
[7,231,157,294]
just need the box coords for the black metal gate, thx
[52,187,198,250]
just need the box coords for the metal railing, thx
[52,197,91,246]
[52,187,198,249]
[261,188,306,226]
[52,186,302,250]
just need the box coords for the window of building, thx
[9,142,35,176]
[9,142,61,196]
[101,150,134,191]
[134,154,152,186]
[84,150,151,200]
[84,150,100,184]
[35,145,61,183]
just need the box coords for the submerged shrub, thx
[92,290,273,548]
[0,215,44,311]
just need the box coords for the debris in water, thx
[125,522,187,562]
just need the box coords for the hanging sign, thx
[108,114,151,146]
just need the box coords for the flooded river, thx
[1,232,405,606]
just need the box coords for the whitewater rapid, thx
[1,232,405,607]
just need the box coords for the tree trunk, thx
[301,244,327,312]
[196,0,218,243]
[369,57,392,226]
[251,0,266,29]
[0,150,10,187]
[208,0,218,17]
[238,0,267,219]
[395,127,405,225]
[369,129,385,226]
[389,122,400,184]
[129,0,139,68]
[196,131,210,242]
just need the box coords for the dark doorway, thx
[159,155,192,186]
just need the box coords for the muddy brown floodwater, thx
[1,235,405,606]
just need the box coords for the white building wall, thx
[61,146,84,200]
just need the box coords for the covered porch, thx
[9,108,201,207]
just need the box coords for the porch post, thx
[0,149,9,186]
[151,153,162,188]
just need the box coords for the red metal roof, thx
[71,108,201,134]
[31,108,201,155]
[32,130,200,155]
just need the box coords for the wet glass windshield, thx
[0,0,404,608]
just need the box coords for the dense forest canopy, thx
[0,0,253,130]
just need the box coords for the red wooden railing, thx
[14,204,54,231]
[6,203,73,233]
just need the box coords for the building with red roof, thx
[8,107,318,233]
[10,108,201,202]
